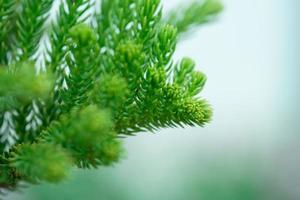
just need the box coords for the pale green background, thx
[8,0,300,199]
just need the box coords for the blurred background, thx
[8,0,300,199]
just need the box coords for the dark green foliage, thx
[0,0,16,64]
[50,0,90,69]
[0,0,222,188]
[15,0,53,60]
[61,23,99,109]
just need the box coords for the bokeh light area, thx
[8,0,300,199]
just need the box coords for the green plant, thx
[0,0,222,188]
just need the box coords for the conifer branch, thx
[0,0,222,188]
[0,0,17,65]
[15,0,53,60]
[166,0,223,35]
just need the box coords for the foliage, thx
[0,0,222,188]
[166,0,223,35]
